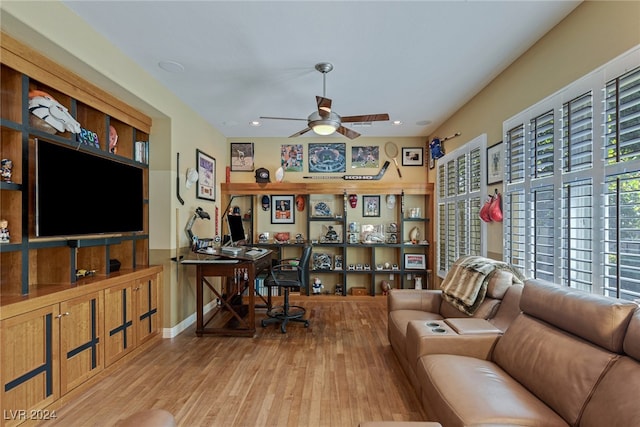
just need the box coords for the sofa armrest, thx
[406,320,501,368]
[388,289,442,314]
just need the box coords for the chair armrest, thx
[387,289,442,314]
[406,320,501,366]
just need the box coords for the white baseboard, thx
[162,300,217,338]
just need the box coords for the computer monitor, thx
[225,214,246,246]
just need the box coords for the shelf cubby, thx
[76,101,107,150]
[29,246,72,286]
[0,250,23,296]
[0,64,22,123]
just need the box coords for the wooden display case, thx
[221,181,434,296]
[0,33,162,426]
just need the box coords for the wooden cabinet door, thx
[134,274,160,345]
[59,291,104,395]
[1,305,60,427]
[104,284,135,367]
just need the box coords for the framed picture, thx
[308,143,346,173]
[230,142,254,171]
[271,195,295,224]
[402,147,424,166]
[362,195,380,217]
[351,145,379,168]
[404,253,426,270]
[196,149,216,201]
[487,141,503,184]
[281,144,303,172]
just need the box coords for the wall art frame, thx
[271,195,295,224]
[404,253,426,270]
[230,142,254,172]
[362,195,381,217]
[487,141,504,185]
[196,149,216,201]
[402,147,424,166]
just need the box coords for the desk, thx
[182,247,272,337]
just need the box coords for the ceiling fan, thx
[260,62,390,139]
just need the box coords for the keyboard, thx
[183,258,240,264]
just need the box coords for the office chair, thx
[261,245,312,333]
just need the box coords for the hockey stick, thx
[303,161,390,180]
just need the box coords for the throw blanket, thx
[440,255,524,315]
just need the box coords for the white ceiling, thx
[62,0,581,139]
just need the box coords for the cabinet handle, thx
[55,312,70,319]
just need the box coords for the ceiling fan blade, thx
[260,116,307,121]
[316,96,332,117]
[336,126,360,140]
[289,127,313,138]
[341,113,390,123]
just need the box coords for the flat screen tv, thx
[36,139,144,237]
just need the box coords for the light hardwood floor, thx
[44,296,426,426]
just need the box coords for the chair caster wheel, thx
[304,321,309,328]
[261,320,267,327]
[280,325,286,334]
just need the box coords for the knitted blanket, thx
[440,255,523,315]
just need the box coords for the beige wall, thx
[2,0,639,329]
[427,0,640,258]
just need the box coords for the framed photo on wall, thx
[196,149,216,201]
[230,142,254,171]
[487,141,503,184]
[402,147,424,166]
[404,253,426,270]
[362,195,380,217]
[308,143,346,173]
[271,195,295,224]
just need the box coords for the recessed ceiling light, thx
[392,120,403,126]
[158,60,185,73]
[250,121,261,127]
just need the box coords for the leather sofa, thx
[390,278,640,426]
[388,267,523,393]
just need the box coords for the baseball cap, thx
[255,167,270,183]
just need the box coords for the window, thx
[436,134,486,277]
[504,47,640,301]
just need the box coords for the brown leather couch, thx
[388,268,523,393]
[393,278,640,426]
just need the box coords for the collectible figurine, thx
[1,159,12,183]
[109,125,118,154]
[381,280,392,295]
[323,225,339,242]
[335,283,344,295]
[0,219,9,243]
[312,277,324,294]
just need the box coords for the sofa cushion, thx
[488,283,523,332]
[520,279,637,352]
[493,314,619,426]
[439,297,499,319]
[623,308,640,360]
[417,354,568,427]
[485,268,514,299]
[580,357,640,427]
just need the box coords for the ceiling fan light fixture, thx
[308,111,340,135]
[311,120,339,135]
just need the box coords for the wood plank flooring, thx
[44,296,426,426]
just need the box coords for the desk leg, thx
[248,266,255,329]
[196,267,204,336]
